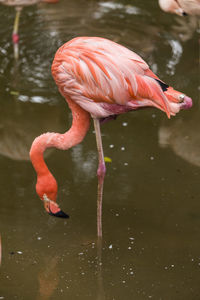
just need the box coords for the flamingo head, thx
[164,88,193,117]
[36,174,69,218]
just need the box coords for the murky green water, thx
[0,1,199,299]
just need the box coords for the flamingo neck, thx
[30,99,91,177]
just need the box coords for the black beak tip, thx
[49,210,70,219]
[182,12,188,16]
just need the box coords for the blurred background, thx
[0,0,199,299]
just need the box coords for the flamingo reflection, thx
[0,0,59,59]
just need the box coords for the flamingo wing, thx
[52,37,171,118]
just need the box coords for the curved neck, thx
[30,99,90,176]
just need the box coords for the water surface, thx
[0,1,199,299]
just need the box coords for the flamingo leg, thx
[93,118,106,238]
[12,7,22,60]
[96,236,105,300]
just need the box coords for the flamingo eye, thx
[179,94,185,102]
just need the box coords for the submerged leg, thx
[12,7,22,60]
[93,118,106,238]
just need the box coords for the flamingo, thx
[0,0,59,59]
[158,0,200,16]
[30,37,192,237]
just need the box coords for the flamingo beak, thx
[43,197,69,218]
[48,208,69,219]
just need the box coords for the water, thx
[0,1,199,299]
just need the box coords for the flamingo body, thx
[52,37,191,120]
[30,37,192,222]
[159,0,200,15]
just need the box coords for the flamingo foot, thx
[100,115,117,124]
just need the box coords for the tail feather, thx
[135,74,171,118]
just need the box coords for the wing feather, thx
[52,37,170,117]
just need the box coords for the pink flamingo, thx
[30,37,192,237]
[0,0,59,59]
[158,0,200,16]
